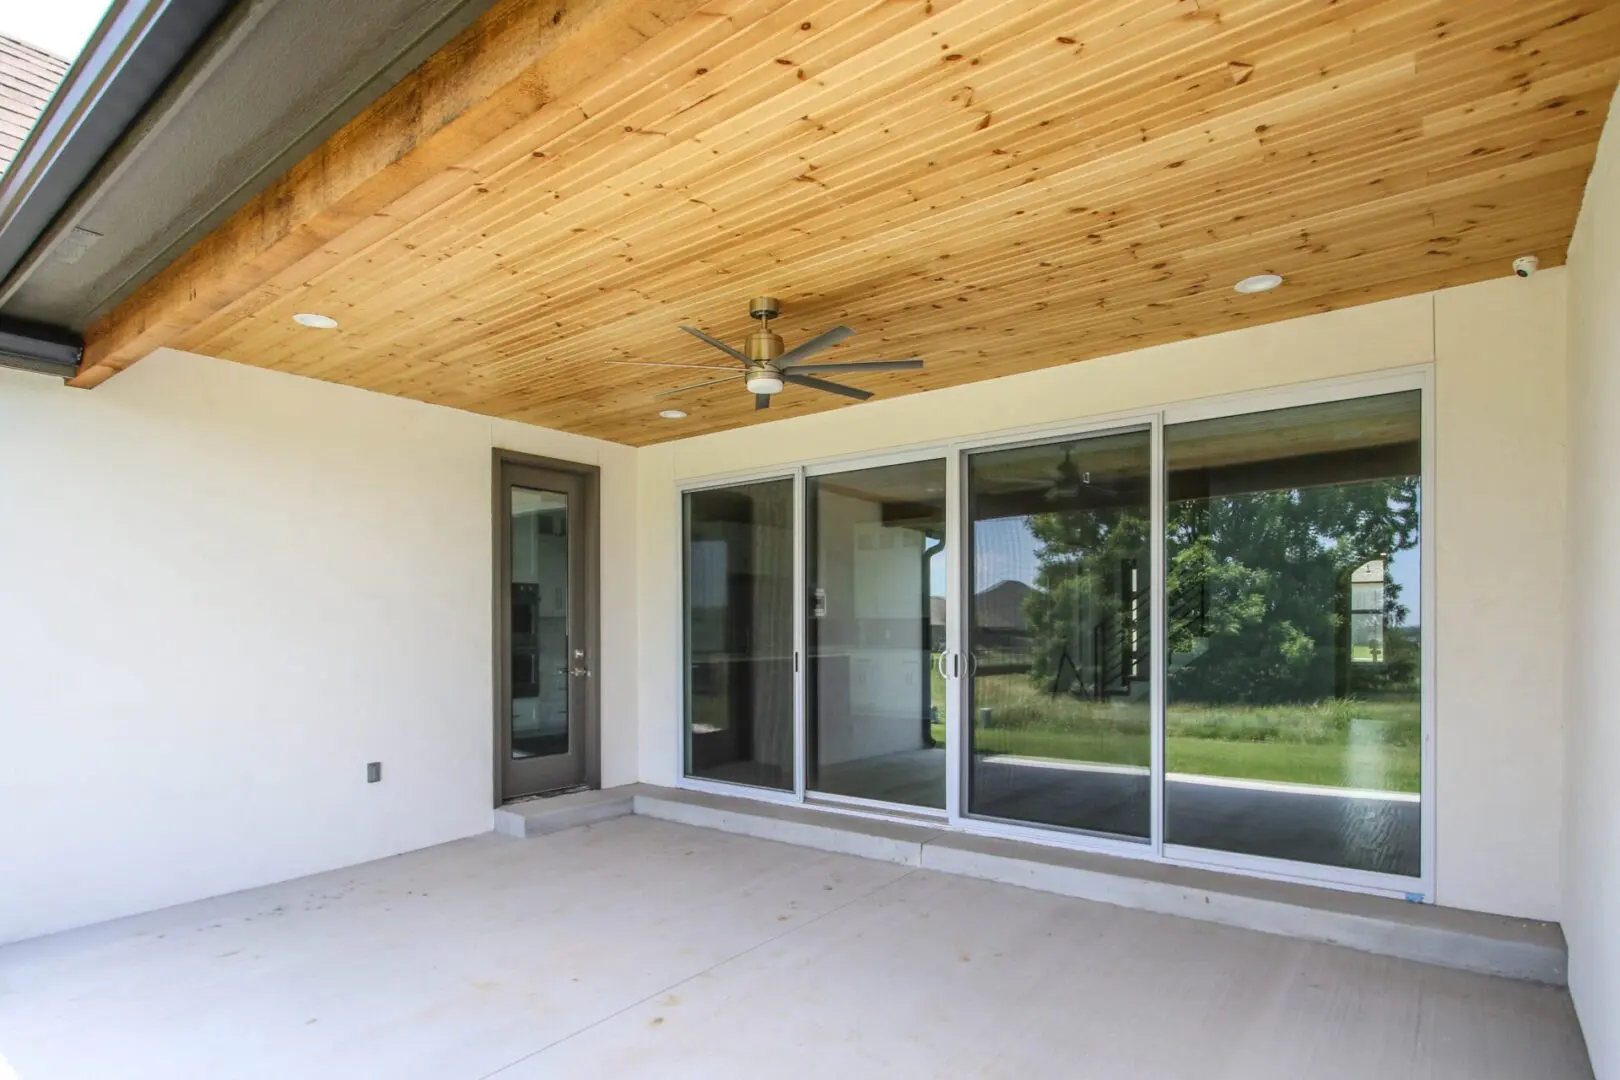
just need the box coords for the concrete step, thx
[493,786,636,838]
[501,784,1567,985]
[920,831,1566,985]
[632,786,942,864]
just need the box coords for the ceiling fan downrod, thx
[743,296,786,395]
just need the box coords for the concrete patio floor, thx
[0,816,1592,1080]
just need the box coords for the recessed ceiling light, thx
[1234,273,1284,294]
[292,312,339,329]
[658,409,688,420]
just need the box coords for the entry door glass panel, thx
[806,459,947,809]
[683,479,795,791]
[966,430,1153,840]
[1163,391,1422,877]
[509,488,571,761]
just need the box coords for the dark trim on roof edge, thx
[39,0,497,329]
[0,0,234,296]
[0,315,82,377]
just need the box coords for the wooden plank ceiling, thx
[77,0,1620,445]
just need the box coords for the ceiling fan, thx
[1044,449,1121,502]
[607,296,923,410]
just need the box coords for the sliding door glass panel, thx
[683,480,795,791]
[966,430,1152,840]
[806,460,947,809]
[1163,391,1422,877]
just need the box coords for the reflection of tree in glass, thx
[1022,503,1151,698]
[1017,478,1420,706]
[1164,478,1420,706]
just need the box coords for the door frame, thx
[670,364,1434,903]
[673,468,804,805]
[492,449,602,804]
[801,449,953,817]
[954,418,1160,849]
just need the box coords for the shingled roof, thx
[0,34,69,176]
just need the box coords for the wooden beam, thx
[72,0,714,388]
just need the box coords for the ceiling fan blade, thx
[607,360,737,371]
[776,325,855,368]
[781,358,922,373]
[654,374,743,398]
[782,372,873,401]
[755,394,771,411]
[679,325,751,365]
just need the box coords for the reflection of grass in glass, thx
[1167,738,1417,792]
[930,658,1420,793]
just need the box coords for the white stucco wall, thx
[1564,87,1620,1080]
[636,271,1570,922]
[0,269,1578,942]
[0,349,638,944]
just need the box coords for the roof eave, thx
[0,0,232,305]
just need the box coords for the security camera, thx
[1513,255,1539,279]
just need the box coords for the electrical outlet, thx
[367,762,382,783]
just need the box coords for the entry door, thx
[498,459,597,799]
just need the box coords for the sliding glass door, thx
[1161,391,1423,878]
[964,430,1153,840]
[676,375,1427,892]
[683,479,796,791]
[805,459,947,810]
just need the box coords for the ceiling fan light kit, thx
[745,371,785,396]
[607,296,924,413]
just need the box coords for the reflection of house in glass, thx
[1350,558,1387,663]
[928,580,1035,653]
[974,579,1035,645]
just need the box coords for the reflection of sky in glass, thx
[1385,544,1419,627]
[933,516,1040,597]
[973,517,1040,591]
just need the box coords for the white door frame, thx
[670,363,1435,903]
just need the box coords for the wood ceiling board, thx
[215,5,1607,380]
[144,0,816,381]
[338,148,1581,414]
[71,0,726,386]
[208,146,1587,414]
[80,0,1620,444]
[123,4,1594,335]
